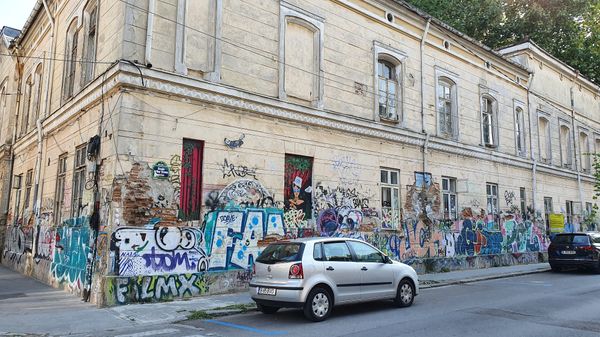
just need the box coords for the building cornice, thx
[11,62,593,184]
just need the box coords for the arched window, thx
[63,19,79,100]
[481,95,498,147]
[538,117,551,163]
[377,58,400,121]
[515,106,526,156]
[560,125,572,168]
[437,77,457,138]
[82,1,98,85]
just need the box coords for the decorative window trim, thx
[480,92,499,148]
[175,0,222,81]
[537,111,552,164]
[578,128,591,173]
[81,0,99,86]
[435,67,460,140]
[558,119,573,169]
[62,18,80,102]
[278,1,324,109]
[513,100,527,157]
[373,41,407,125]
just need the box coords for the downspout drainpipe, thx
[571,73,584,228]
[7,49,24,226]
[420,19,431,174]
[526,73,537,226]
[31,0,55,228]
[419,18,431,222]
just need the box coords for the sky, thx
[0,0,37,30]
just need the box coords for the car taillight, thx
[252,264,256,276]
[289,263,303,279]
[578,245,594,252]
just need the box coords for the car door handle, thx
[361,267,368,271]
[326,266,335,271]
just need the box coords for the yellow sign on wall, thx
[549,214,565,233]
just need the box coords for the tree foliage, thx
[405,0,600,83]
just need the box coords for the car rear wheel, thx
[303,287,332,322]
[394,279,415,308]
[549,263,561,272]
[257,304,279,314]
[593,261,600,274]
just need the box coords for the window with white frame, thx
[481,95,497,147]
[71,144,87,218]
[579,131,590,173]
[566,200,574,225]
[560,124,572,168]
[377,59,400,121]
[380,168,400,230]
[438,77,457,138]
[82,1,98,85]
[538,116,551,163]
[442,177,457,220]
[486,183,499,228]
[515,106,526,156]
[63,19,79,100]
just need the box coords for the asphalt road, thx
[2,268,599,337]
[177,270,600,337]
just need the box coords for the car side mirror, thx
[383,255,392,264]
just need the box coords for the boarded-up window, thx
[284,20,317,102]
[538,117,550,162]
[179,139,203,221]
[184,0,214,73]
[560,125,571,167]
[579,132,590,172]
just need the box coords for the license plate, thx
[258,287,277,296]
[561,250,576,255]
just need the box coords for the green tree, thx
[405,0,600,83]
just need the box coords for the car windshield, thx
[256,243,303,264]
[553,234,590,245]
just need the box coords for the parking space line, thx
[205,320,287,336]
[114,328,180,337]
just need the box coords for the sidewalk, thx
[106,262,551,325]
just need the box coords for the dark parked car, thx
[548,232,600,272]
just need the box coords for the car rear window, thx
[553,234,590,245]
[256,243,303,264]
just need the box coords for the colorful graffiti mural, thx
[111,226,209,276]
[284,154,313,229]
[108,273,208,305]
[51,217,91,290]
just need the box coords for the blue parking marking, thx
[205,320,288,336]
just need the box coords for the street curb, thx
[419,268,551,289]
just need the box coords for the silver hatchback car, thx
[250,237,419,321]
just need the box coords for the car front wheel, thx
[303,287,332,322]
[394,279,415,308]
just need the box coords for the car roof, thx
[273,237,365,244]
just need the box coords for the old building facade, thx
[0,0,598,306]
